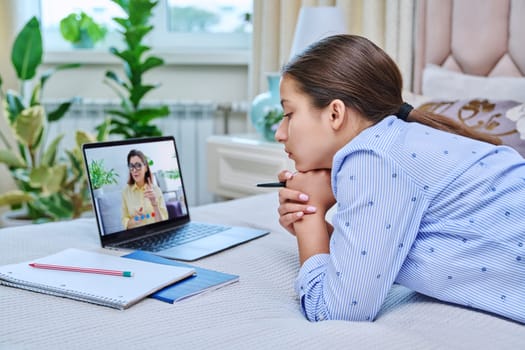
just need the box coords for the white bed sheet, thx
[1,193,524,349]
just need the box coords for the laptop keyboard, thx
[119,223,229,252]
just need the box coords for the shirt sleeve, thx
[295,148,429,322]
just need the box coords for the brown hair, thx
[127,149,152,185]
[282,34,500,145]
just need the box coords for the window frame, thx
[39,0,251,66]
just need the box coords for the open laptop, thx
[82,136,269,261]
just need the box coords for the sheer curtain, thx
[250,0,416,98]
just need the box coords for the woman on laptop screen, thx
[122,149,168,229]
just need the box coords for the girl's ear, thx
[328,99,346,131]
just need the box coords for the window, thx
[40,0,124,51]
[161,0,252,49]
[39,0,252,63]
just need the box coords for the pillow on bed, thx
[506,104,525,139]
[417,98,525,156]
[422,65,525,103]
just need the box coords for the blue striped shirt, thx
[295,116,525,323]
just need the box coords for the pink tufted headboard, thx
[413,0,525,93]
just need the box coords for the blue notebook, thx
[122,250,239,303]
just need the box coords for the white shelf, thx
[207,134,295,198]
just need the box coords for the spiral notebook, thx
[0,248,195,310]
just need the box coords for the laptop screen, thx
[82,136,190,242]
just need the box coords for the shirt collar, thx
[132,183,145,191]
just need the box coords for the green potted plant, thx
[0,16,109,224]
[59,11,107,49]
[99,0,169,139]
[88,159,119,195]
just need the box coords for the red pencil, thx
[29,263,133,277]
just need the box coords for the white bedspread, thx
[1,193,523,349]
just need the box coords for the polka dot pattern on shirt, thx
[296,116,525,324]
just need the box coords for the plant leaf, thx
[0,190,33,206]
[11,16,43,81]
[130,84,156,106]
[141,56,164,73]
[109,125,133,138]
[134,106,169,123]
[105,70,129,90]
[59,13,81,42]
[5,91,26,123]
[129,1,156,26]
[66,149,84,180]
[30,164,66,194]
[75,130,96,147]
[47,165,67,193]
[106,109,131,119]
[29,83,42,107]
[11,168,31,185]
[35,193,73,220]
[41,134,64,166]
[0,149,26,168]
[13,106,44,147]
[94,118,111,141]
[28,166,47,188]
[47,100,75,122]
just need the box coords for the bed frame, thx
[412,0,525,93]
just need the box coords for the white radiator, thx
[44,99,229,206]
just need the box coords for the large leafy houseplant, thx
[101,0,169,139]
[0,16,108,223]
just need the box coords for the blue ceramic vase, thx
[250,73,283,141]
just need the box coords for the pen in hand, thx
[29,263,133,277]
[256,181,286,188]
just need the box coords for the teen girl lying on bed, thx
[275,34,525,324]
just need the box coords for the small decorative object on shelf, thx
[262,109,284,142]
[250,73,283,140]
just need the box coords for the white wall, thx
[41,62,250,104]
[39,60,253,139]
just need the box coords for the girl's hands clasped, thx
[277,171,312,235]
[277,169,335,235]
